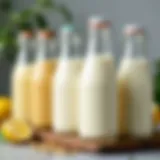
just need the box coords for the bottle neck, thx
[16,40,34,65]
[87,27,112,55]
[124,35,146,59]
[37,39,55,61]
[61,32,78,59]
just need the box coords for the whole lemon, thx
[0,97,11,121]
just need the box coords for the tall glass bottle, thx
[12,30,34,122]
[79,16,117,139]
[53,24,82,133]
[118,24,153,138]
[30,30,57,129]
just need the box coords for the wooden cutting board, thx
[33,130,160,153]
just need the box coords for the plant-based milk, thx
[79,17,117,139]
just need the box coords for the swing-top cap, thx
[60,24,75,33]
[88,16,112,29]
[124,24,144,36]
[37,29,56,39]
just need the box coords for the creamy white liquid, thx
[79,54,117,139]
[118,58,153,138]
[53,59,82,132]
[12,65,33,122]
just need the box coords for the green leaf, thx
[20,9,34,19]
[57,4,73,22]
[18,22,33,30]
[10,10,34,30]
[11,9,33,24]
[153,63,160,104]
[0,0,12,12]
[0,39,17,62]
[34,13,48,29]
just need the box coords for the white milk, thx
[53,24,82,133]
[79,54,117,138]
[54,59,82,132]
[118,58,153,137]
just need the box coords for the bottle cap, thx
[60,24,80,48]
[17,30,34,45]
[124,24,144,36]
[61,24,75,32]
[88,16,111,29]
[37,29,56,39]
[18,30,34,39]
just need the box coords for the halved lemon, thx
[1,119,32,143]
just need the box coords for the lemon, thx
[152,103,160,126]
[0,97,11,121]
[1,119,32,143]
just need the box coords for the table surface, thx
[0,143,160,160]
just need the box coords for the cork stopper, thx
[124,24,144,36]
[37,29,56,39]
[88,16,111,29]
[18,30,34,39]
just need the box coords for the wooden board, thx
[33,131,160,153]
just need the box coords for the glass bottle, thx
[30,29,57,129]
[79,16,117,140]
[12,30,34,122]
[118,24,153,138]
[53,24,82,133]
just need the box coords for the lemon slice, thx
[1,119,32,143]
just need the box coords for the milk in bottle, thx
[79,17,117,139]
[54,25,82,133]
[118,24,153,138]
[12,30,34,122]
